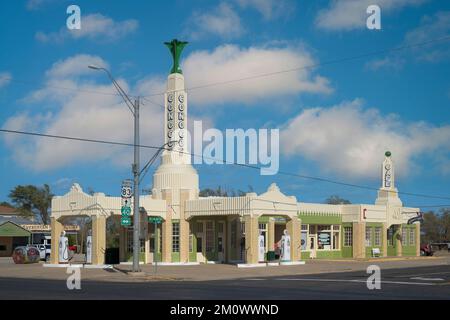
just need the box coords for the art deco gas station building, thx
[49,40,421,266]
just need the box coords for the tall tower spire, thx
[375,151,402,206]
[162,39,190,161]
[152,39,199,203]
[164,39,188,75]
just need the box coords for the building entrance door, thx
[217,221,225,262]
[309,235,317,259]
[196,235,205,263]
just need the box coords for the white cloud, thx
[365,57,405,71]
[22,54,110,104]
[280,99,450,179]
[187,3,244,40]
[404,11,450,62]
[0,72,11,88]
[36,13,138,43]
[316,0,427,31]
[47,54,109,79]
[366,10,450,70]
[2,55,164,172]
[182,44,332,106]
[236,0,294,20]
[26,0,57,10]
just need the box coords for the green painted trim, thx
[189,252,197,262]
[171,252,180,262]
[0,222,31,237]
[341,223,353,258]
[301,251,310,260]
[153,252,161,262]
[364,224,384,258]
[258,215,290,224]
[316,250,342,259]
[126,251,145,262]
[298,213,341,225]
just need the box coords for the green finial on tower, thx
[385,151,391,157]
[164,39,188,74]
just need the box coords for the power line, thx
[142,35,450,98]
[2,35,449,103]
[0,77,136,98]
[1,128,450,201]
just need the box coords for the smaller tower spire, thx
[375,151,402,206]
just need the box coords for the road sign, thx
[121,198,131,207]
[149,217,163,224]
[121,216,131,226]
[121,206,131,215]
[121,179,132,199]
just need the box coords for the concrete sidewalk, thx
[0,255,448,283]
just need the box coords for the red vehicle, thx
[420,244,433,256]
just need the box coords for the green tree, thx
[9,184,53,224]
[419,209,450,244]
[199,185,254,197]
[325,195,351,205]
[0,201,13,208]
[439,208,450,242]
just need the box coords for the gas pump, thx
[280,229,291,262]
[258,230,265,262]
[86,230,92,264]
[58,231,69,264]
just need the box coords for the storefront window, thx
[401,228,407,246]
[301,224,308,250]
[332,225,340,250]
[365,227,372,247]
[189,234,193,252]
[344,227,353,246]
[259,223,267,251]
[374,227,381,246]
[150,223,159,253]
[231,220,237,249]
[206,221,214,252]
[409,228,415,246]
[387,227,394,246]
[308,225,341,250]
[317,225,331,250]
[127,228,145,253]
[172,222,180,253]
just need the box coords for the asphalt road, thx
[0,264,449,300]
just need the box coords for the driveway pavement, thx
[0,255,448,283]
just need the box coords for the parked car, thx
[28,244,51,262]
[420,244,434,256]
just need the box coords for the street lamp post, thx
[88,65,141,272]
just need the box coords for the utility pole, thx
[88,65,142,272]
[132,97,141,272]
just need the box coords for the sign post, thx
[148,216,163,274]
[121,180,132,227]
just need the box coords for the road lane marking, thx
[271,278,435,286]
[410,277,444,281]
[395,271,450,278]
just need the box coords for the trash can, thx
[266,251,276,261]
[105,248,120,264]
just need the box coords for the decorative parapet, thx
[185,196,252,218]
[51,184,167,220]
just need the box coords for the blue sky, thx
[0,0,449,208]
